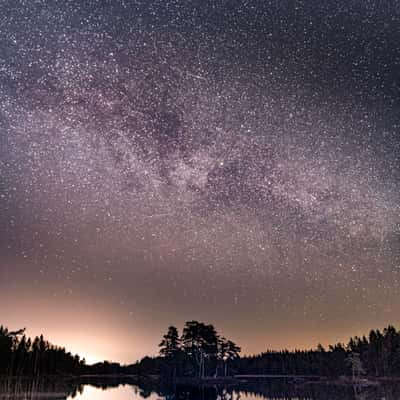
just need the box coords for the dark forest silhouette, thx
[235,325,400,378]
[138,322,400,379]
[0,326,85,376]
[1,322,400,379]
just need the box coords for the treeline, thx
[135,323,400,379]
[0,326,85,376]
[234,325,400,377]
[3,322,400,378]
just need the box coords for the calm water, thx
[1,378,399,400]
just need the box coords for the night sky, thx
[0,0,399,364]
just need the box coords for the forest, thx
[144,322,400,379]
[1,322,400,378]
[0,326,85,375]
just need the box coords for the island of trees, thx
[1,321,400,380]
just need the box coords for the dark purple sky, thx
[0,0,399,363]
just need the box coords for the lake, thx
[0,378,399,400]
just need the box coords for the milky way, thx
[0,1,399,363]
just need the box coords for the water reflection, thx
[0,378,83,399]
[68,385,136,400]
[1,378,400,400]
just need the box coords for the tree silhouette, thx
[346,352,365,380]
[159,326,180,358]
[181,321,219,378]
[218,337,241,377]
[159,325,182,379]
[3,322,400,378]
[0,325,85,376]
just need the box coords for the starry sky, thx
[0,0,399,364]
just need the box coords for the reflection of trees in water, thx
[243,382,400,400]
[243,381,400,400]
[136,380,400,400]
[1,378,400,400]
[237,380,353,400]
[0,378,83,400]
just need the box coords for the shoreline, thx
[2,374,400,386]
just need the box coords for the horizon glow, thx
[1,0,399,364]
